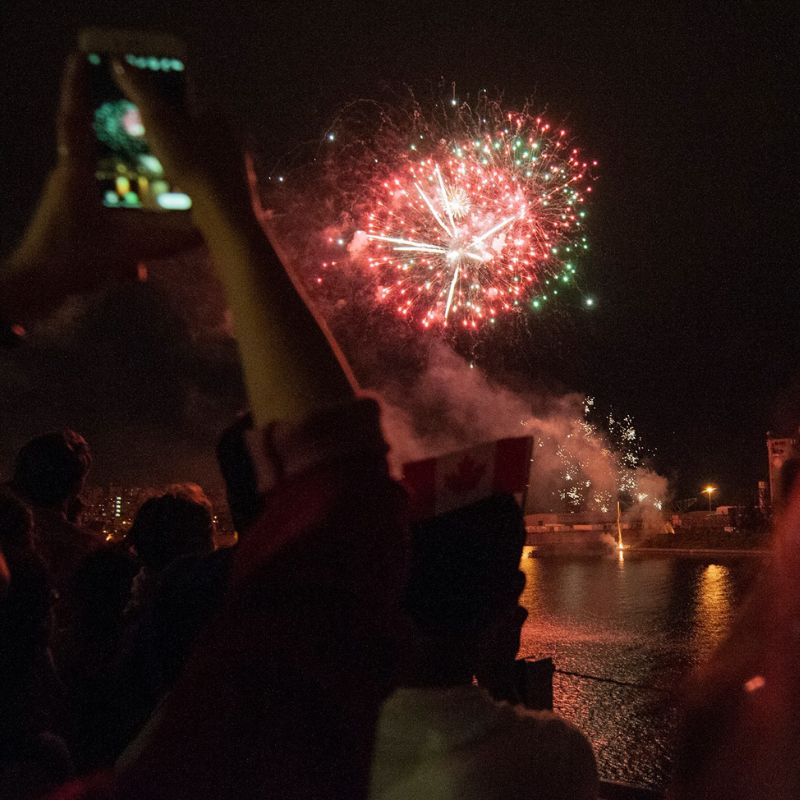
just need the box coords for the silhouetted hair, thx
[404,493,526,635]
[12,429,91,508]
[216,412,265,535]
[129,484,215,571]
[0,488,33,549]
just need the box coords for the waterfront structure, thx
[766,432,798,506]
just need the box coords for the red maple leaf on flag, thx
[444,455,487,494]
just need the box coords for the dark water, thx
[518,549,765,791]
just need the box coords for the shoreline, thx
[626,546,770,557]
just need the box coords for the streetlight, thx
[702,485,717,513]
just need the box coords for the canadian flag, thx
[402,437,533,520]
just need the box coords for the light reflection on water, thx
[518,549,763,791]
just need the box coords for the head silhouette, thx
[129,483,215,572]
[12,429,92,509]
[400,492,528,692]
[404,493,526,638]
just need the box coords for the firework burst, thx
[338,99,596,331]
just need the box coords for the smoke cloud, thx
[365,342,667,517]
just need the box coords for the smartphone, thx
[78,28,191,212]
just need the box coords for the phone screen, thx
[86,51,191,212]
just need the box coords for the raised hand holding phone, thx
[1,45,200,323]
[80,28,192,212]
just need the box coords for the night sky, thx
[1,2,798,503]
